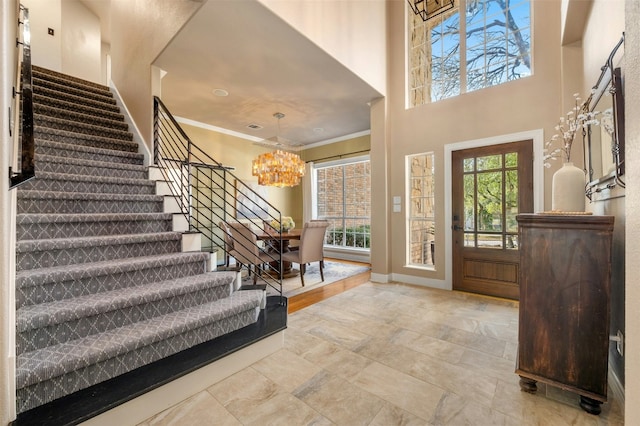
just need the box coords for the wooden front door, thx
[452,140,533,300]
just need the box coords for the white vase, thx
[552,162,586,212]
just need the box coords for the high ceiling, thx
[82,0,382,149]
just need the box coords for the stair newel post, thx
[153,97,159,165]
[186,137,193,228]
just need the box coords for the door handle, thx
[452,225,463,231]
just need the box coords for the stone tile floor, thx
[138,282,624,425]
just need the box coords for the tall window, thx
[408,0,532,106]
[407,153,435,267]
[315,158,371,250]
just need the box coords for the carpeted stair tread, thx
[33,77,115,105]
[34,127,137,152]
[16,231,182,255]
[33,93,124,121]
[33,65,111,93]
[16,212,174,240]
[16,289,263,389]
[18,189,162,203]
[15,252,210,290]
[35,139,143,163]
[33,86,120,114]
[16,271,237,333]
[35,153,147,179]
[21,171,156,195]
[34,103,129,131]
[35,114,133,141]
[17,212,172,226]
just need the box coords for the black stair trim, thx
[12,296,287,426]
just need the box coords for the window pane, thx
[506,170,518,232]
[463,174,475,231]
[477,155,502,171]
[477,171,502,232]
[315,161,370,250]
[408,153,435,267]
[464,232,475,247]
[505,152,518,167]
[463,158,475,172]
[478,233,503,249]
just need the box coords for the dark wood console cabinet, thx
[515,214,614,415]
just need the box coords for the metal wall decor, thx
[407,0,455,22]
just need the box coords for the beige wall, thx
[302,134,370,164]
[180,123,301,225]
[576,0,626,394]
[384,0,563,284]
[257,0,387,95]
[110,0,202,148]
[625,2,640,421]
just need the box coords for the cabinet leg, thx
[518,376,537,393]
[579,396,602,415]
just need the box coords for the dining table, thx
[255,228,302,278]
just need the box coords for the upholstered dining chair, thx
[219,221,238,267]
[229,222,273,284]
[281,221,329,286]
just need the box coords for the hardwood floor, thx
[287,258,370,313]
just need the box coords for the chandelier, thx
[407,0,455,22]
[252,149,305,187]
[252,113,305,187]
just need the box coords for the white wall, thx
[1,1,18,422]
[22,0,102,83]
[61,0,101,83]
[22,0,62,72]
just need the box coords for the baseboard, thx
[608,364,625,412]
[391,273,449,290]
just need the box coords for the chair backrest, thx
[229,222,260,264]
[298,221,329,263]
[219,221,234,250]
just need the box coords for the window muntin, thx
[408,0,531,106]
[407,152,436,267]
[316,159,371,250]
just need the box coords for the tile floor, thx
[138,282,624,425]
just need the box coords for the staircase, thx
[14,66,265,415]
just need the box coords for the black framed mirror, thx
[585,34,625,195]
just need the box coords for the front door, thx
[452,140,533,300]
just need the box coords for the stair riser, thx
[17,286,233,353]
[17,260,208,308]
[17,219,173,240]
[17,198,163,215]
[35,160,147,180]
[34,128,137,153]
[36,115,133,141]
[17,239,182,271]
[35,142,143,165]
[33,78,115,105]
[21,177,156,196]
[33,93,123,122]
[34,104,129,132]
[16,306,259,413]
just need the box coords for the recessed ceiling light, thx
[313,128,324,133]
[212,88,229,97]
